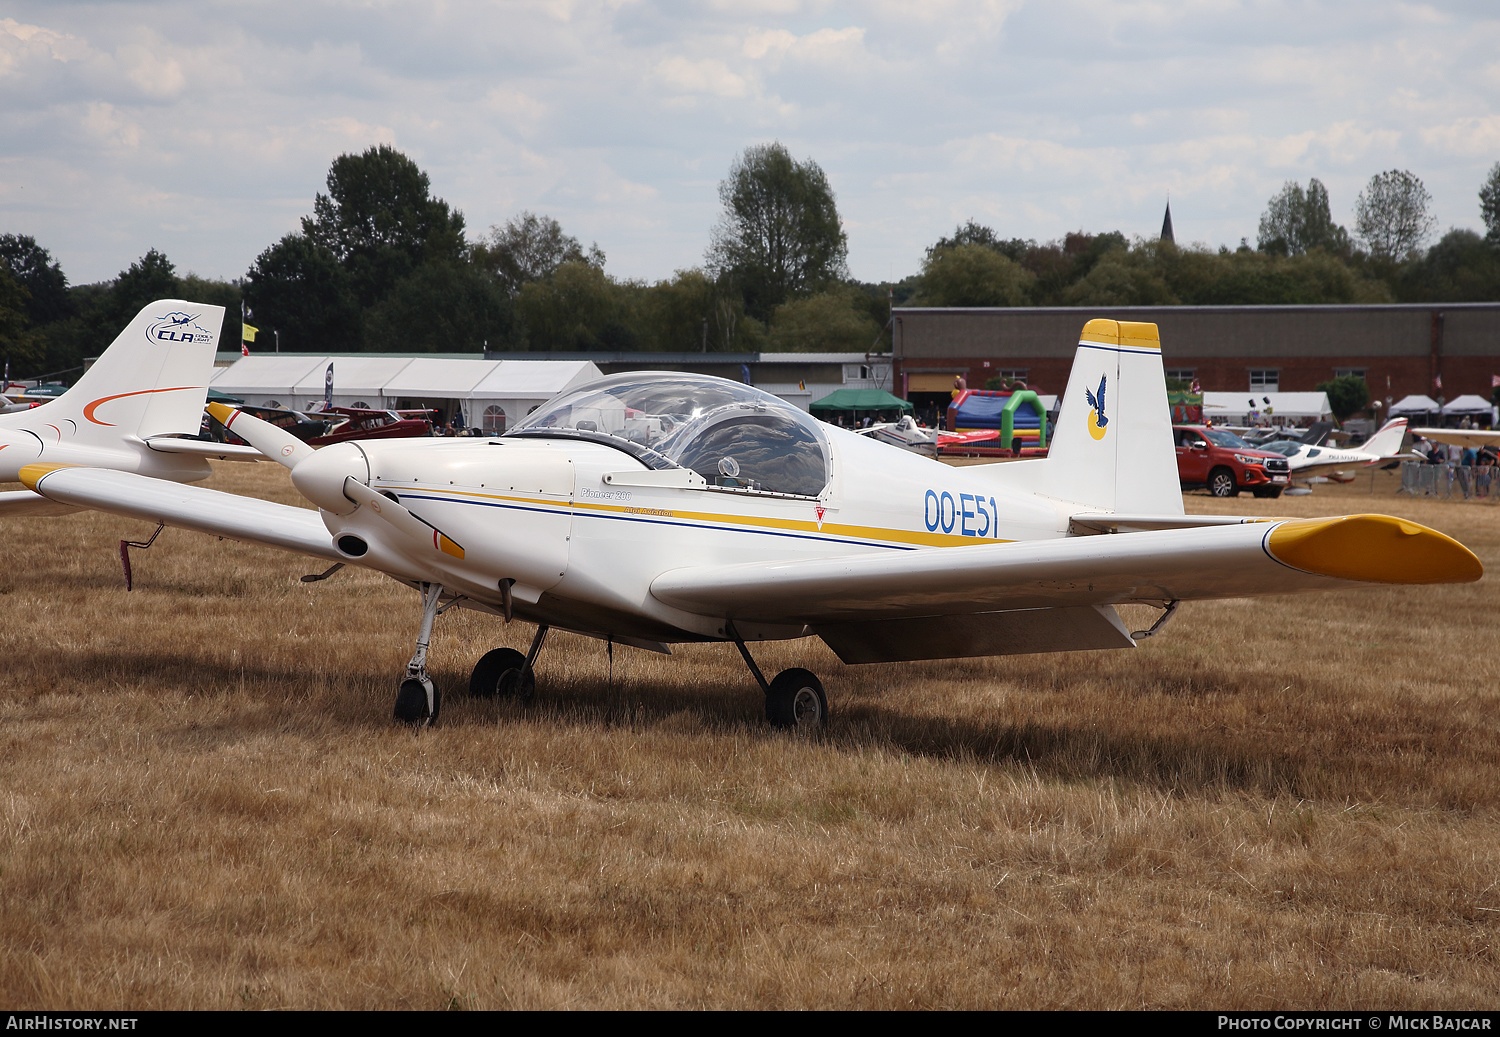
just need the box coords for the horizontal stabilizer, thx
[20,465,340,561]
[1068,513,1276,535]
[145,437,265,462]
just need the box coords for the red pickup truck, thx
[1173,425,1291,498]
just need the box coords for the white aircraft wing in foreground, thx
[0,299,259,516]
[18,319,1482,730]
[1410,427,1500,451]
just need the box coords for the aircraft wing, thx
[652,515,1480,626]
[0,488,80,517]
[1288,456,1381,479]
[1411,428,1500,450]
[20,465,340,561]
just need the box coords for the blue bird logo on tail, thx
[1084,375,1108,440]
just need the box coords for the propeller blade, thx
[206,402,315,470]
[341,476,465,560]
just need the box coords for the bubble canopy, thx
[508,372,832,497]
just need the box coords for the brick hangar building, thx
[891,303,1500,421]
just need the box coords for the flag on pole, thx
[1434,372,1443,391]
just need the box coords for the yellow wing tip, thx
[1267,514,1483,585]
[439,534,465,560]
[18,463,77,491]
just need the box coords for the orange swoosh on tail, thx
[83,386,203,426]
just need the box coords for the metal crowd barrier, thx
[1399,461,1500,500]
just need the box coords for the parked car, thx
[1173,425,1291,498]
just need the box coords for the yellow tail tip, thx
[1267,514,1483,585]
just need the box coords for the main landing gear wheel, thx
[394,675,440,727]
[469,647,535,702]
[1208,467,1239,497]
[765,668,827,731]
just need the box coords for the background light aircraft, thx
[17,320,1481,730]
[1255,417,1413,484]
[857,415,1000,456]
[1,300,259,516]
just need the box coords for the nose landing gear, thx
[393,582,447,727]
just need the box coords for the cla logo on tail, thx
[1084,375,1109,440]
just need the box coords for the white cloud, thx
[653,55,749,98]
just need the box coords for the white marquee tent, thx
[210,355,603,431]
[1202,391,1333,424]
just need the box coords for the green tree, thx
[1317,374,1371,422]
[925,220,1031,262]
[474,212,602,297]
[706,142,848,321]
[1063,245,1177,305]
[302,145,466,307]
[1480,162,1500,245]
[635,269,717,352]
[1397,229,1500,302]
[515,260,634,351]
[364,262,517,352]
[106,249,181,329]
[0,263,43,374]
[914,243,1035,307]
[766,289,881,352]
[1354,170,1436,260]
[244,233,362,352]
[1257,179,1349,256]
[0,234,73,325]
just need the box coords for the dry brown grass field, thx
[1,461,1497,1009]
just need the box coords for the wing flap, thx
[651,515,1480,623]
[21,465,340,561]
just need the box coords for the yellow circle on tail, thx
[1087,409,1107,440]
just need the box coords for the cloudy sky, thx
[2,1,1498,287]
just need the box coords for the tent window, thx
[482,405,507,434]
[352,401,371,410]
[263,399,282,409]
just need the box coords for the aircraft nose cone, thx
[291,442,369,514]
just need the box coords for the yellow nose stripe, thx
[1267,514,1482,584]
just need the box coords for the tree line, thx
[3,147,1500,381]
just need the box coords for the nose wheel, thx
[394,583,446,727]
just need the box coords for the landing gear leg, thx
[394,582,444,726]
[727,620,828,731]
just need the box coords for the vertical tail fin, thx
[9,300,224,443]
[1361,417,1409,459]
[1039,319,1182,515]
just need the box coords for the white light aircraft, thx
[16,320,1482,729]
[1,300,258,516]
[1255,417,1413,484]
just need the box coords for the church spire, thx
[1160,200,1175,244]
